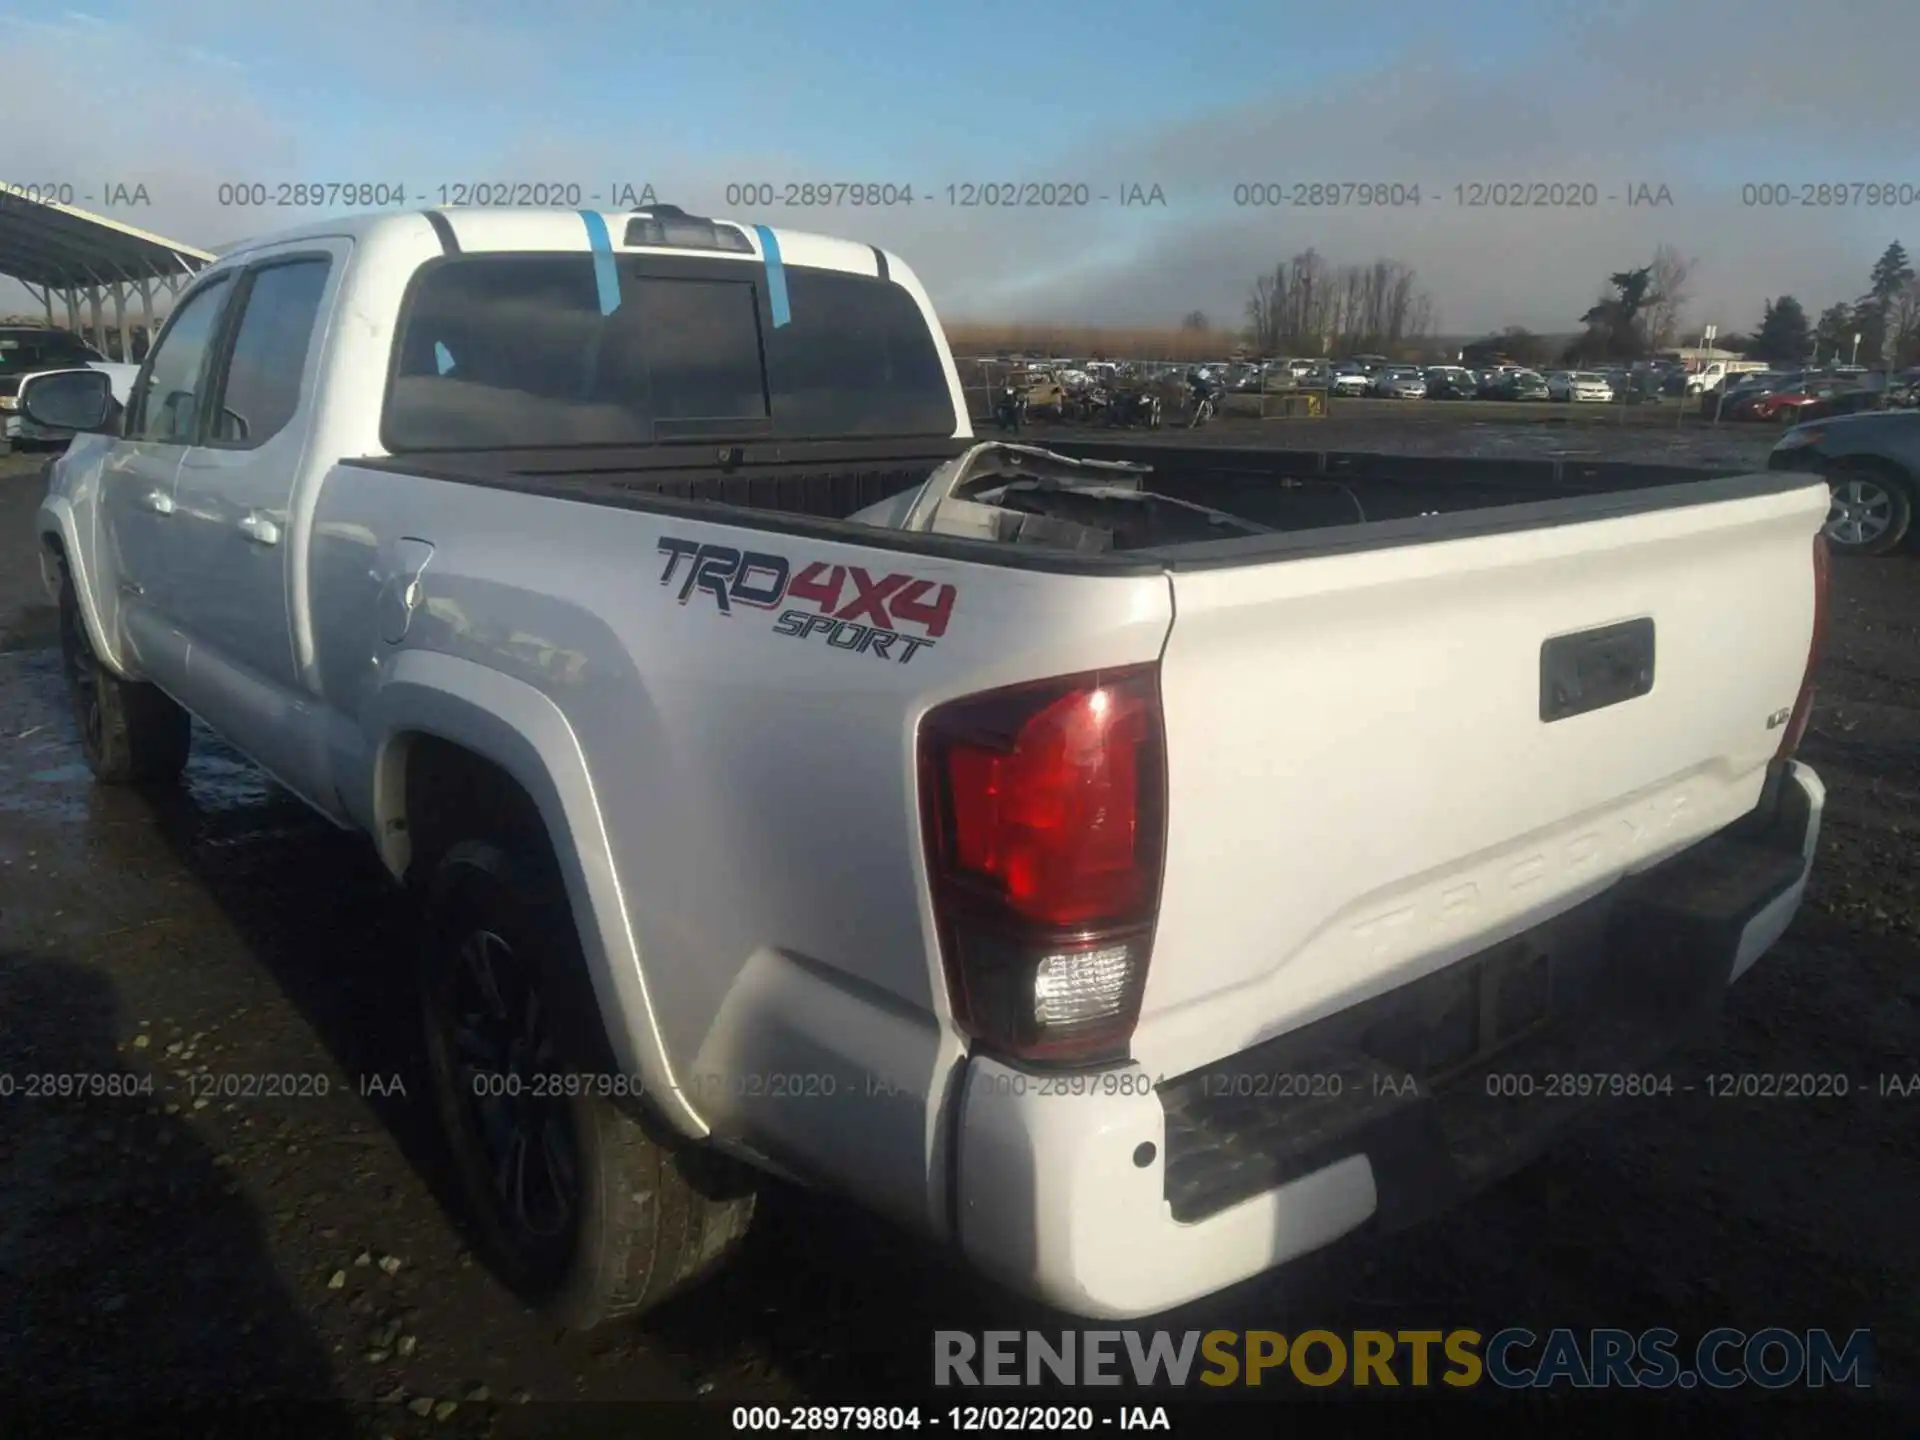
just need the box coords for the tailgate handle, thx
[1540,618,1655,722]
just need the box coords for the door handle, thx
[238,512,281,546]
[143,489,175,515]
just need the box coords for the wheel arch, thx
[1827,448,1918,495]
[367,649,707,1140]
[38,498,129,675]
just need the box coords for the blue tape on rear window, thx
[578,211,621,315]
[433,341,455,375]
[752,224,790,328]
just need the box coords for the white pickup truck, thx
[29,205,1831,1327]
[1686,359,1770,395]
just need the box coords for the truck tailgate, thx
[1133,477,1829,1080]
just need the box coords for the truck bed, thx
[345,437,1799,568]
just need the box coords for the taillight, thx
[919,664,1167,1064]
[1776,533,1830,759]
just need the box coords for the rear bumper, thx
[953,760,1824,1319]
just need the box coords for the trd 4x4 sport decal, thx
[657,537,957,665]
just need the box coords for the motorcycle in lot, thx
[1186,380,1220,428]
[1105,387,1162,429]
[1071,384,1111,424]
[993,383,1028,432]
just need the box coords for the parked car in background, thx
[1020,370,1071,419]
[1423,366,1478,399]
[1771,409,1920,554]
[1718,372,1789,411]
[1543,374,1605,403]
[1806,373,1900,421]
[1686,360,1770,395]
[1330,363,1373,396]
[1614,367,1664,401]
[1489,370,1550,401]
[2,325,142,447]
[1372,366,1428,399]
[1736,379,1854,424]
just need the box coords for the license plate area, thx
[1540,617,1655,722]
[1351,938,1553,1086]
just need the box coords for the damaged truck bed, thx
[427,436,1763,559]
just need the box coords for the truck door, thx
[98,270,239,695]
[168,241,342,804]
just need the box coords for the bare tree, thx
[1888,277,1920,367]
[1244,250,1435,356]
[1180,310,1210,332]
[1644,243,1694,352]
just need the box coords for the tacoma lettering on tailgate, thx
[1348,787,1698,961]
[657,537,957,665]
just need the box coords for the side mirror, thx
[19,368,116,433]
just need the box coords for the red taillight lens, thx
[920,665,1166,1063]
[946,684,1154,925]
[1776,532,1830,759]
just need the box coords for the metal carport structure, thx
[0,185,214,360]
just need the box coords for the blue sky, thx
[22,0,1557,180]
[5,0,1917,332]
[153,0,1557,171]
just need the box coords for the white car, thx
[1330,366,1373,395]
[1550,371,1615,403]
[1,326,141,446]
[31,204,1831,1326]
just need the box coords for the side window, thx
[126,275,233,443]
[208,258,331,448]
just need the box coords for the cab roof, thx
[214,205,892,280]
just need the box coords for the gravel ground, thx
[2,429,1916,1433]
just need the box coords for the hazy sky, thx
[4,0,1916,335]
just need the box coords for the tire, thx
[1823,460,1915,557]
[57,566,191,786]
[419,837,755,1330]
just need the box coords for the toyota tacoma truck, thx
[29,205,1831,1327]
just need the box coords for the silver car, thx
[1374,367,1429,399]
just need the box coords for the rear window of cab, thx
[382,254,955,451]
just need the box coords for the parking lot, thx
[2,423,1917,1430]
